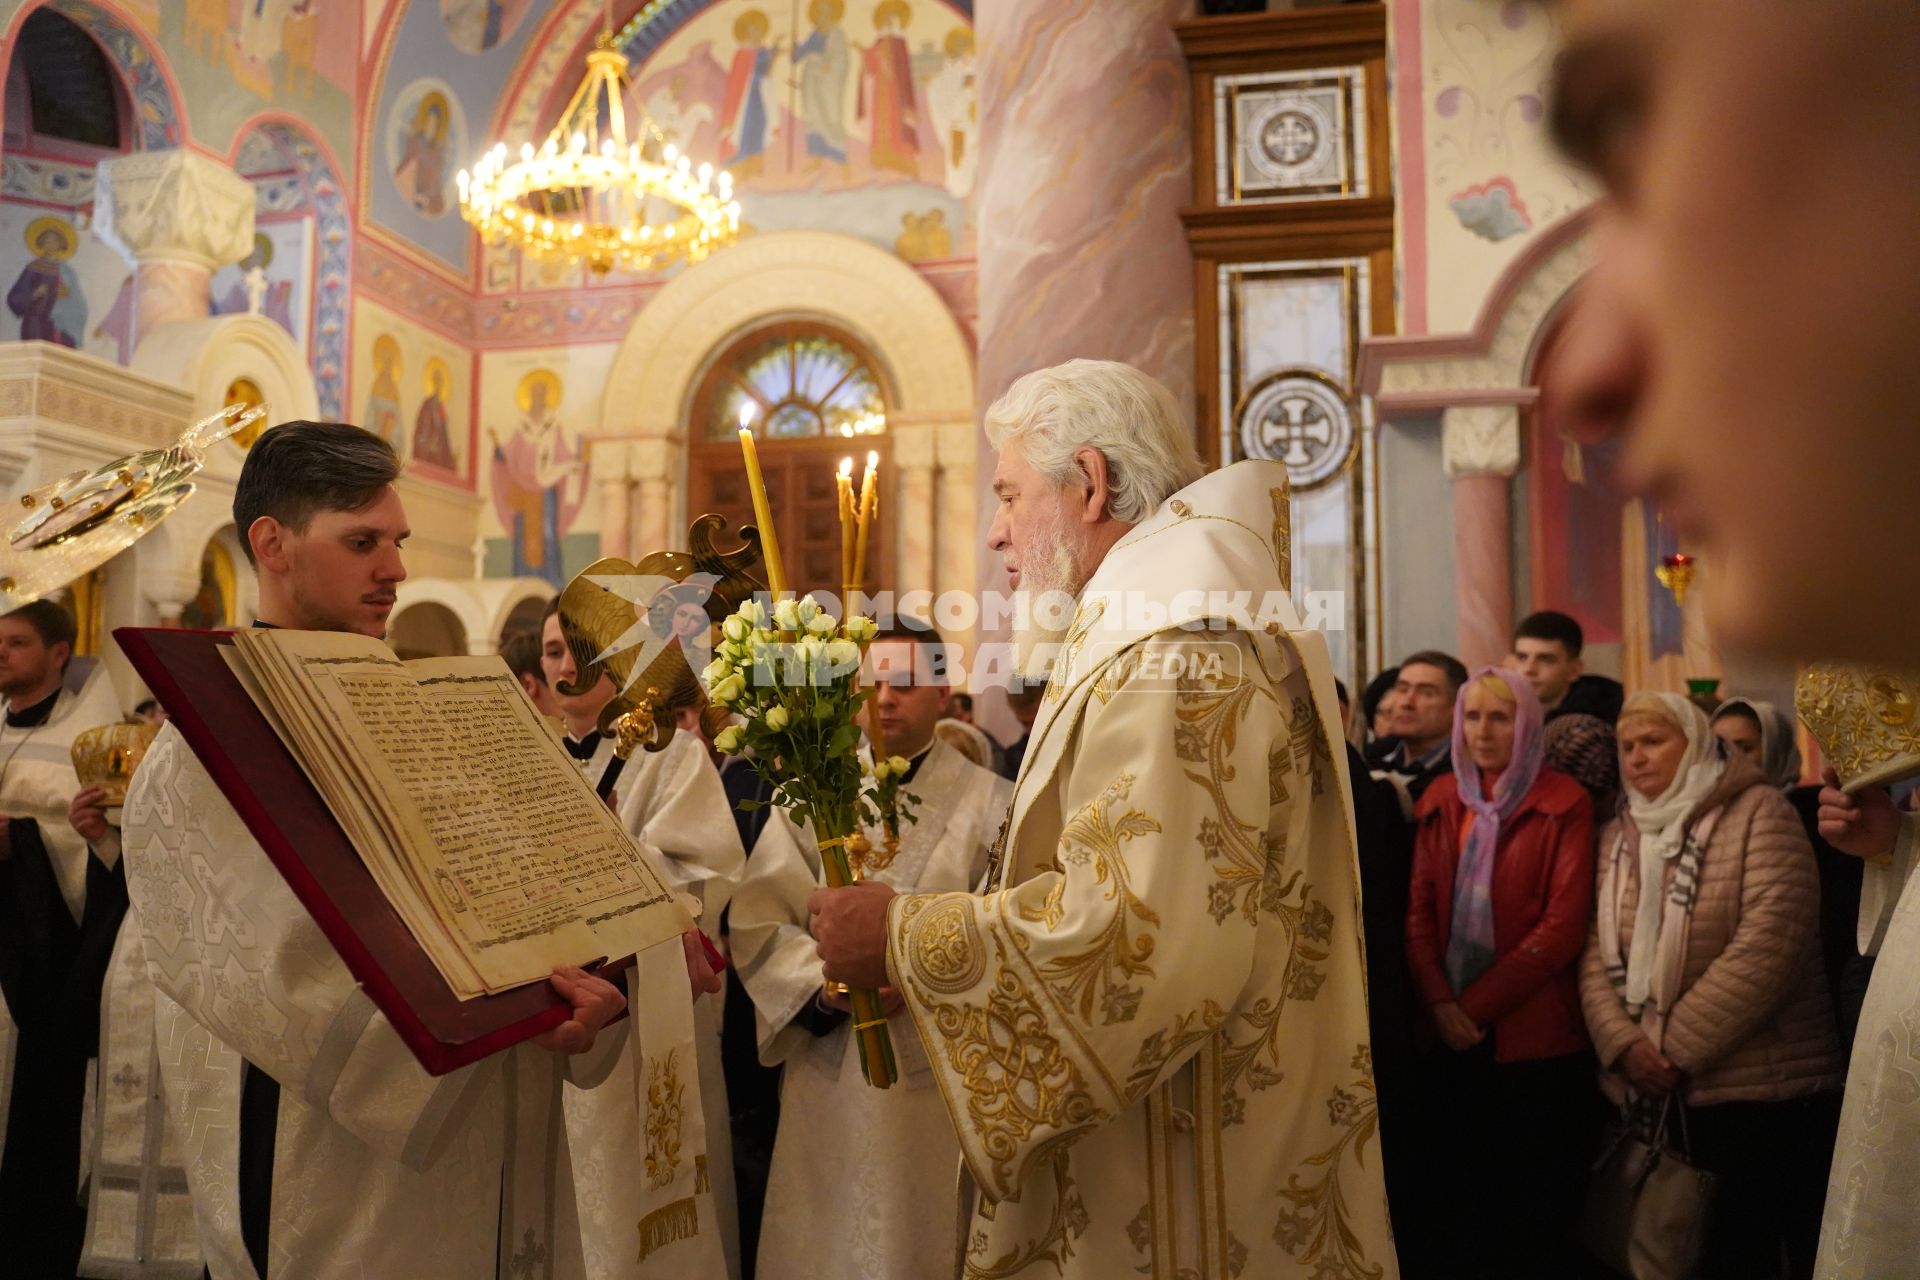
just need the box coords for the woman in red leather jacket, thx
[1404,665,1598,1279]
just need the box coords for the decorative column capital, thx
[1441,404,1522,479]
[93,150,256,272]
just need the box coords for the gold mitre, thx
[1796,661,1920,794]
[71,719,161,814]
[557,513,765,758]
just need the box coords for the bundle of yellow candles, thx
[733,412,897,1088]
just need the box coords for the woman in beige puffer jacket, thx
[1581,692,1842,1279]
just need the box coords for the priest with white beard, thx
[538,601,747,1279]
[118,422,687,1280]
[731,621,1011,1280]
[807,361,1399,1279]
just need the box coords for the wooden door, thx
[688,435,892,601]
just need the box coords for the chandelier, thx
[457,32,739,277]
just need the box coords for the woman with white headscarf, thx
[1581,692,1843,1279]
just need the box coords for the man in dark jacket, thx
[1509,609,1623,724]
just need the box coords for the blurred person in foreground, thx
[1405,667,1596,1278]
[1545,4,1920,1271]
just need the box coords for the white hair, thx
[984,359,1205,524]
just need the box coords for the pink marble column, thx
[1452,472,1513,670]
[974,0,1197,439]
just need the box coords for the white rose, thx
[722,613,751,643]
[713,725,744,753]
[845,614,877,643]
[774,599,803,631]
[823,638,861,674]
[869,757,891,780]
[742,600,770,629]
[805,611,837,638]
[713,672,747,705]
[765,705,790,731]
[701,656,733,688]
[887,755,909,776]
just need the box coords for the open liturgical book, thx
[226,628,691,999]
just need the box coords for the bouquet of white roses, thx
[700,592,907,1088]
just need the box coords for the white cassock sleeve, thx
[615,729,746,923]
[1859,811,1920,958]
[729,811,828,1068]
[122,728,495,1171]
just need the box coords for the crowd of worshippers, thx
[1350,610,1868,1280]
[7,586,1880,1280]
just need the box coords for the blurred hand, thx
[1817,768,1901,860]
[682,928,722,999]
[69,787,110,844]
[1620,1039,1682,1097]
[1433,1001,1485,1052]
[807,881,897,989]
[533,965,626,1055]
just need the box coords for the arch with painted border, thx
[228,114,352,418]
[0,0,186,149]
[599,229,976,610]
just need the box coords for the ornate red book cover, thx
[115,626,576,1075]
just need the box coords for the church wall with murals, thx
[1,0,982,603]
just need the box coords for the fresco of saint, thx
[413,357,457,471]
[858,0,918,176]
[393,89,453,217]
[363,334,405,453]
[490,368,588,587]
[7,217,86,348]
[719,9,780,180]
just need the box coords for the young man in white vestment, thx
[1541,6,1920,1276]
[731,622,1011,1280]
[0,600,136,1274]
[117,421,711,1280]
[808,361,1399,1278]
[537,600,748,1278]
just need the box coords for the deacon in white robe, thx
[0,613,132,1276]
[733,624,1011,1280]
[808,364,1399,1279]
[539,604,747,1278]
[116,420,640,1280]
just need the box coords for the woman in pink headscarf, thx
[1405,666,1597,1278]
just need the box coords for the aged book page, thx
[231,630,689,997]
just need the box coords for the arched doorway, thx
[390,601,469,659]
[687,320,892,598]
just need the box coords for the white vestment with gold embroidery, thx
[732,739,1011,1280]
[121,725,623,1280]
[885,462,1399,1280]
[565,728,743,1279]
[1818,813,1920,1277]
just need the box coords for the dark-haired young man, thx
[730,621,1010,1280]
[1507,609,1623,725]
[0,597,127,1275]
[112,421,647,1279]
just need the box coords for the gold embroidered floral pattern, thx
[1271,485,1292,584]
[964,1151,1090,1278]
[1126,998,1228,1095]
[1045,596,1108,704]
[1176,667,1280,925]
[1273,1046,1384,1280]
[1795,660,1920,785]
[931,953,1102,1194]
[643,1048,685,1190]
[1024,773,1162,1022]
[902,893,988,995]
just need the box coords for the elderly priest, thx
[808,361,1398,1279]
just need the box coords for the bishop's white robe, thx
[121,725,622,1280]
[732,739,1011,1280]
[1817,813,1920,1276]
[565,728,745,1279]
[885,462,1398,1279]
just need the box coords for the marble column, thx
[93,151,256,350]
[935,419,977,603]
[630,436,681,556]
[1442,404,1522,670]
[893,422,937,596]
[592,440,635,561]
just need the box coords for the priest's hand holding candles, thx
[704,414,904,1088]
